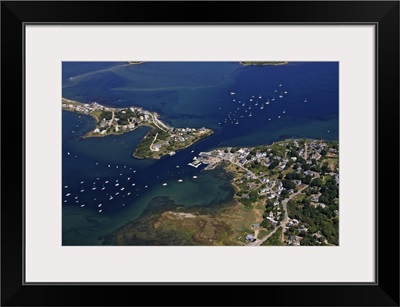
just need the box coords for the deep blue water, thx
[62,61,338,245]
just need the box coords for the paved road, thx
[150,113,169,132]
[248,185,309,246]
[149,132,159,151]
[280,185,308,241]
[247,226,280,246]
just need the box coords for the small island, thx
[128,61,144,65]
[62,98,213,159]
[240,61,288,66]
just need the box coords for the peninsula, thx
[62,98,213,159]
[105,139,339,246]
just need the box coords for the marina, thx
[62,61,338,245]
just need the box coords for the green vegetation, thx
[287,176,339,245]
[115,109,137,125]
[99,111,112,121]
[261,228,283,246]
[62,98,214,160]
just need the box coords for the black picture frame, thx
[1,1,399,306]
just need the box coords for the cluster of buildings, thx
[199,139,338,246]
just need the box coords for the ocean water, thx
[62,61,338,245]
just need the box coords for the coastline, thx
[240,61,289,66]
[62,98,214,159]
[103,138,339,246]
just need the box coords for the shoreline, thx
[240,61,289,66]
[62,98,214,159]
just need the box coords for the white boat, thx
[120,187,125,191]
[127,177,131,181]
[102,185,105,190]
[98,210,102,213]
[115,192,119,195]
[105,181,109,183]
[272,97,275,101]
[248,113,252,117]
[163,183,168,186]
[193,176,198,179]
[249,99,253,101]
[279,83,282,87]
[259,95,262,98]
[304,98,307,102]
[109,196,114,200]
[115,183,120,186]
[98,204,102,207]
[268,118,271,121]
[132,183,136,186]
[127,192,131,195]
[260,104,264,109]
[67,152,71,155]
[284,91,288,94]
[178,179,183,182]
[145,185,148,188]
[80,189,84,192]
[80,204,85,207]
[80,181,84,184]
[279,93,283,98]
[92,187,96,190]
[65,193,71,197]
[278,116,281,118]
[283,110,286,113]
[64,185,68,188]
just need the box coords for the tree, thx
[268,160,279,169]
[321,162,331,172]
[282,179,295,190]
[310,178,323,187]
[281,190,289,197]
